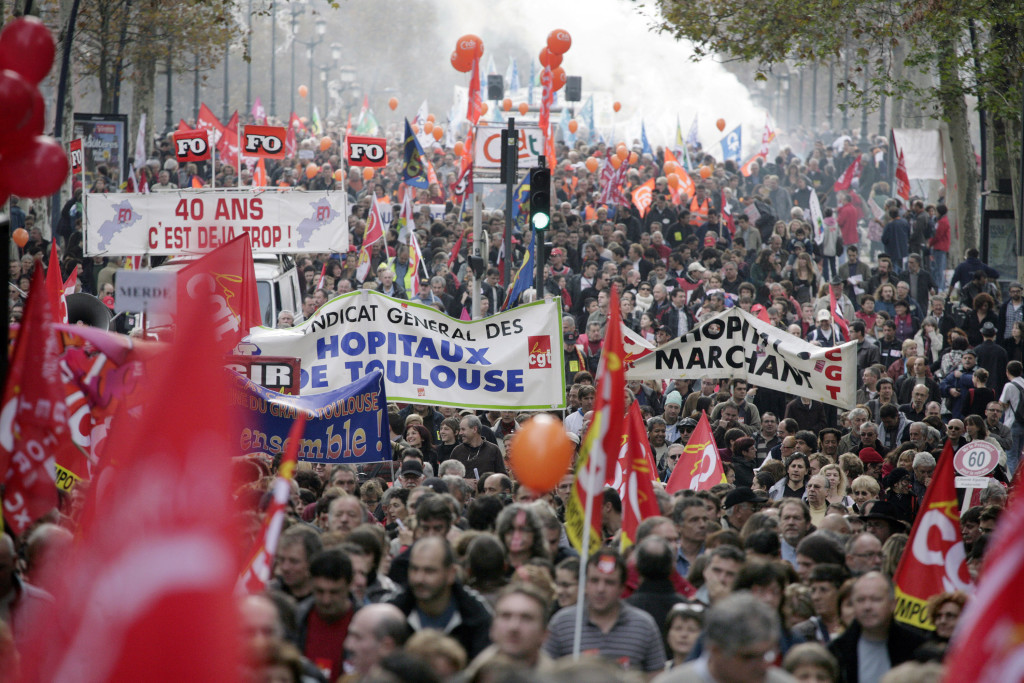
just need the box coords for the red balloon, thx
[450,50,473,73]
[0,135,69,198]
[0,70,34,140]
[551,67,567,91]
[509,414,575,491]
[716,118,726,132]
[12,228,28,248]
[547,29,572,55]
[539,48,562,69]
[0,17,55,86]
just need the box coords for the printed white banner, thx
[626,307,858,409]
[84,189,349,255]
[473,125,544,170]
[239,290,566,410]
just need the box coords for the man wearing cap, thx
[975,321,1009,397]
[398,460,426,489]
[858,447,885,482]
[806,309,844,346]
[859,501,909,544]
[722,487,767,532]
[547,247,572,281]
[662,391,685,443]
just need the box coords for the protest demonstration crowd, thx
[2,13,1021,683]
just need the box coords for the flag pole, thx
[211,134,217,189]
[572,468,595,660]
[236,118,242,188]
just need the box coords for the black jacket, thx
[387,582,494,659]
[828,619,928,683]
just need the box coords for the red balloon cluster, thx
[0,17,67,201]
[450,33,484,73]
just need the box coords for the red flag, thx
[565,288,626,554]
[829,284,849,340]
[315,261,327,291]
[252,157,268,188]
[177,233,262,349]
[892,441,971,631]
[342,114,353,165]
[946,478,1024,680]
[191,175,204,189]
[539,66,555,171]
[618,402,661,552]
[238,415,307,594]
[599,159,628,207]
[0,270,71,535]
[176,119,192,133]
[458,58,483,178]
[833,154,863,191]
[46,239,62,318]
[632,178,655,218]
[895,148,911,201]
[740,152,766,178]
[665,411,726,494]
[19,253,243,682]
[285,113,300,158]
[356,193,386,282]
[447,231,465,273]
[721,189,736,237]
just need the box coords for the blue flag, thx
[502,229,536,310]
[528,61,535,106]
[507,57,520,94]
[641,120,653,157]
[720,124,742,164]
[402,119,429,188]
[510,175,530,231]
[560,113,576,148]
[580,96,595,142]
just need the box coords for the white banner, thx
[473,125,544,170]
[239,291,566,410]
[625,308,858,409]
[84,189,349,256]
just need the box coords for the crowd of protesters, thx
[5,113,1014,683]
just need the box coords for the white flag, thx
[809,188,826,245]
[134,113,147,170]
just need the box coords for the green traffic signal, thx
[528,166,551,232]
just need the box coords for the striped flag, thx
[237,415,307,594]
[565,287,626,554]
[686,114,699,148]
[315,262,327,292]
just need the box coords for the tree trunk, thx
[936,36,978,259]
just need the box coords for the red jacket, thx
[837,201,862,247]
[929,215,950,252]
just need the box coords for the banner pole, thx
[211,135,217,189]
[572,481,594,660]
[237,119,242,188]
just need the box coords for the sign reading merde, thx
[83,190,349,255]
[626,307,858,409]
[231,369,391,464]
[240,290,566,410]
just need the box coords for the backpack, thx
[1012,379,1024,425]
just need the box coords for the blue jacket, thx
[882,218,910,265]
[940,370,974,418]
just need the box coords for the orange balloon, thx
[411,124,419,134]
[12,228,28,248]
[667,173,680,188]
[423,121,434,134]
[568,120,578,134]
[432,126,444,141]
[362,167,374,181]
[663,162,676,176]
[502,98,512,112]
[539,48,562,69]
[388,96,398,111]
[551,67,567,91]
[319,136,332,152]
[298,85,308,98]
[699,165,712,179]
[509,414,574,491]
[585,157,599,173]
[616,146,628,161]
[333,169,344,182]
[427,113,436,123]
[610,155,622,169]
[629,151,638,164]
[716,118,726,132]
[480,102,489,115]
[613,101,621,113]
[454,141,465,156]
[547,29,572,55]
[451,50,473,73]
[518,102,529,115]
[305,163,318,179]
[456,34,484,59]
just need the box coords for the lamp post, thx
[878,52,888,138]
[163,43,173,134]
[828,60,835,130]
[222,42,230,121]
[319,65,330,118]
[289,4,301,116]
[841,48,850,132]
[245,0,253,115]
[295,17,327,122]
[270,0,276,116]
[811,65,818,131]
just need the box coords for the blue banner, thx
[232,369,392,464]
[720,125,742,164]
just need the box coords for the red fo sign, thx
[346,135,388,167]
[242,125,287,159]
[173,129,211,163]
[69,138,83,173]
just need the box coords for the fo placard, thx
[242,125,287,159]
[173,129,211,163]
[346,135,388,168]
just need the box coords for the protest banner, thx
[626,307,857,409]
[231,370,392,464]
[225,355,300,395]
[84,190,349,255]
[474,124,544,170]
[240,290,566,410]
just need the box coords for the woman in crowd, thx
[663,603,705,670]
[820,463,854,508]
[435,417,461,464]
[965,293,998,346]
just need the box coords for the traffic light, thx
[528,166,551,231]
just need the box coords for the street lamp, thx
[319,65,330,120]
[293,16,327,122]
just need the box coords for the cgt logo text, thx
[528,336,551,369]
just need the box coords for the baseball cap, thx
[817,309,832,321]
[687,262,706,275]
[400,460,424,478]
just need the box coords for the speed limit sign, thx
[953,441,999,477]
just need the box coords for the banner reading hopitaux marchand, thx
[84,190,348,255]
[626,307,857,409]
[240,291,565,410]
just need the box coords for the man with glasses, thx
[946,418,967,450]
[662,431,692,481]
[984,401,1013,452]
[844,532,884,576]
[856,424,884,459]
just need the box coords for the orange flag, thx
[253,157,268,188]
[618,401,661,552]
[665,411,726,494]
[677,167,696,199]
[892,440,971,630]
[632,178,655,218]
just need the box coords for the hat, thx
[962,348,976,358]
[859,500,910,531]
[724,487,768,509]
[858,447,883,464]
[551,247,566,257]
[679,417,698,429]
[816,309,832,321]
[884,467,913,488]
[421,477,449,494]
[399,460,424,478]
[665,391,683,407]
[981,321,998,337]
[687,262,706,275]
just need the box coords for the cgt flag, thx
[565,288,626,555]
[895,147,911,201]
[665,411,726,494]
[892,440,971,631]
[617,401,660,553]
